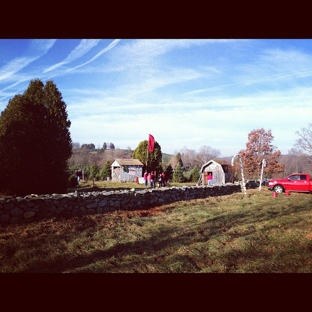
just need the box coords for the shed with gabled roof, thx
[111,158,144,182]
[198,159,233,186]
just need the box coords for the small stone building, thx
[111,158,144,182]
[198,159,232,186]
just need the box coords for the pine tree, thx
[173,164,184,183]
[165,164,174,182]
[189,165,200,182]
[176,153,184,167]
[100,160,111,180]
[0,79,72,196]
[89,164,99,187]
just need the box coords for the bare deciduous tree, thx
[294,123,312,161]
[281,149,312,175]
[180,146,197,169]
[197,145,221,165]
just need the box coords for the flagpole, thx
[146,142,148,169]
[146,134,154,173]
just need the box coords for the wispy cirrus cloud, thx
[235,48,312,87]
[66,39,121,72]
[43,39,102,73]
[111,39,232,61]
[101,39,240,96]
[2,39,312,156]
[0,39,56,82]
[28,39,57,54]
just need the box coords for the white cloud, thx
[0,39,56,82]
[43,39,102,73]
[67,83,312,156]
[29,39,57,54]
[235,48,312,87]
[2,39,312,157]
[66,39,121,72]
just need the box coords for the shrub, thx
[68,174,78,188]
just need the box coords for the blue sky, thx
[0,39,311,157]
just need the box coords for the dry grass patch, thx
[1,189,312,273]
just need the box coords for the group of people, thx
[143,170,166,188]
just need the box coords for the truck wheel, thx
[273,185,284,193]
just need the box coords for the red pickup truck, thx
[268,173,312,193]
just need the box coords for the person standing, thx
[161,172,166,187]
[158,173,163,187]
[150,171,155,188]
[147,172,151,187]
[75,169,80,184]
[207,173,213,186]
[144,170,148,186]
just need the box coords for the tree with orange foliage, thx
[238,128,285,179]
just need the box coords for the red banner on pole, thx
[148,134,155,152]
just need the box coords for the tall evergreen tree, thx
[0,79,72,196]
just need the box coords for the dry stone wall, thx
[0,184,241,225]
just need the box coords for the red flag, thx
[148,134,155,152]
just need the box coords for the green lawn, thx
[1,188,312,273]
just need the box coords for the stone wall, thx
[0,184,241,225]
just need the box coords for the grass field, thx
[1,185,312,273]
[67,179,194,192]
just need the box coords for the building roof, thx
[112,158,144,166]
[200,159,222,173]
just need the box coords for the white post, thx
[232,154,247,195]
[259,158,266,191]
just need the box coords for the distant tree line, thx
[72,142,116,150]
[81,143,96,150]
[68,160,112,188]
[69,131,312,184]
[103,142,115,150]
[69,127,312,186]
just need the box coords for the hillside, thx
[69,147,173,167]
[69,147,312,177]
[69,148,230,166]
